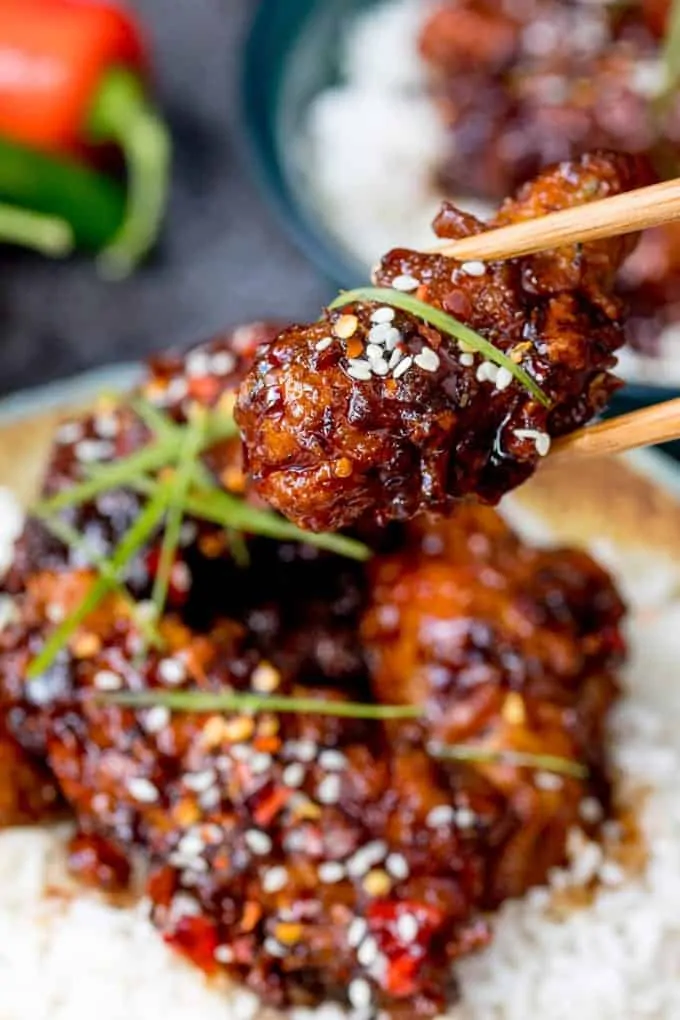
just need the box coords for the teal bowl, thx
[241,0,680,443]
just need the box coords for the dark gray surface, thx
[0,0,331,397]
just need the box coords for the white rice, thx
[3,477,680,1019]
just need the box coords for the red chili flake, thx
[188,375,222,404]
[366,899,446,997]
[416,284,429,302]
[253,785,293,827]
[166,915,219,974]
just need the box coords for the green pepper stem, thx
[0,201,73,257]
[87,67,171,279]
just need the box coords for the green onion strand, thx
[328,287,550,407]
[430,742,588,779]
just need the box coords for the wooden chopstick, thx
[550,398,680,463]
[431,178,680,263]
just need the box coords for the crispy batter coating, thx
[236,153,645,533]
[361,506,625,904]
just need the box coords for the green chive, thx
[105,689,422,720]
[151,413,206,618]
[661,0,680,99]
[27,484,171,679]
[430,743,588,779]
[328,287,550,407]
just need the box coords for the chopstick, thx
[550,399,680,463]
[431,178,680,263]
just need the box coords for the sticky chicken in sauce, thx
[235,152,647,533]
[0,322,627,1016]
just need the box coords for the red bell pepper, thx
[0,0,170,276]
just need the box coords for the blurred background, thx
[3,0,680,410]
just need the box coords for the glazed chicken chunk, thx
[236,152,647,533]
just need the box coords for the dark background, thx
[0,0,331,397]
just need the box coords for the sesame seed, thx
[535,771,563,791]
[460,260,486,277]
[250,752,273,775]
[285,740,318,763]
[347,841,388,878]
[231,744,253,762]
[165,377,189,403]
[579,797,604,824]
[393,356,413,380]
[388,349,403,371]
[368,322,398,346]
[348,978,372,1010]
[127,777,159,803]
[319,749,348,771]
[319,861,346,884]
[200,787,221,810]
[209,351,236,375]
[251,662,280,693]
[170,893,201,921]
[495,366,514,391]
[315,336,334,353]
[93,414,119,439]
[460,352,475,367]
[186,351,212,377]
[317,774,342,805]
[347,360,373,382]
[391,274,420,292]
[45,602,65,624]
[263,866,288,893]
[476,360,499,384]
[183,769,217,793]
[171,562,192,593]
[365,344,385,361]
[264,937,287,958]
[177,831,205,857]
[357,935,379,967]
[144,705,171,734]
[334,314,359,339]
[370,306,395,324]
[348,917,368,948]
[458,339,476,354]
[158,658,186,686]
[363,869,392,897]
[383,327,402,351]
[244,829,272,855]
[93,669,122,692]
[414,348,440,373]
[76,439,115,463]
[282,763,305,788]
[371,359,389,377]
[426,804,456,828]
[214,945,234,964]
[455,806,477,829]
[56,421,84,444]
[513,428,551,457]
[396,913,419,943]
[386,853,409,880]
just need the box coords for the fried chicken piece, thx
[236,153,645,533]
[361,505,625,904]
[0,571,487,1018]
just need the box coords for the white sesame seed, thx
[365,344,385,362]
[315,336,334,353]
[347,361,372,382]
[214,945,234,964]
[348,978,372,1010]
[200,787,221,810]
[263,866,288,893]
[179,521,198,546]
[45,602,65,624]
[282,763,305,788]
[144,705,171,734]
[371,359,389,377]
[177,831,206,857]
[209,351,236,375]
[76,439,115,463]
[317,774,342,805]
[245,829,272,855]
[186,351,211,377]
[348,917,368,948]
[319,861,346,884]
[170,562,192,593]
[264,937,287,958]
[535,771,564,791]
[514,428,551,457]
[56,421,84,444]
[231,744,252,762]
[460,260,486,277]
[426,804,456,828]
[455,806,477,829]
[396,913,419,943]
[287,740,318,763]
[165,377,188,404]
[579,797,604,824]
[170,893,201,921]
[251,662,280,693]
[94,414,119,439]
[383,327,402,351]
[388,349,403,371]
[476,360,499,384]
[127,777,159,804]
[386,853,409,880]
[347,841,388,878]
[319,749,348,771]
[392,356,413,380]
[158,657,186,686]
[357,935,379,967]
[460,352,475,367]
[183,769,217,793]
[93,669,122,692]
[391,274,420,292]
[495,366,514,391]
[250,752,273,775]
[370,307,395,324]
[414,348,440,373]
